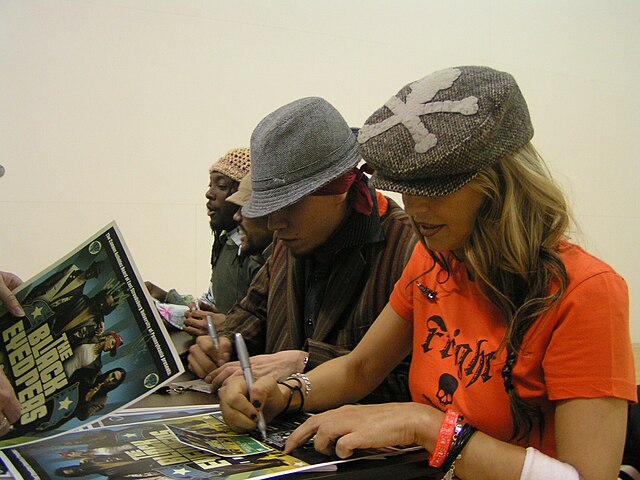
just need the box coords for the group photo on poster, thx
[0,223,184,449]
[1,406,421,480]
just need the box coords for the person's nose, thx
[267,210,288,231]
[405,199,435,217]
[205,186,215,200]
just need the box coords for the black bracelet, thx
[277,381,301,417]
[295,386,305,413]
[440,423,478,471]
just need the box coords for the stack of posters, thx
[1,406,422,479]
[0,222,423,479]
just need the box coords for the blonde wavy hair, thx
[419,143,572,441]
[470,142,572,441]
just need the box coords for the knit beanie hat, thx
[209,148,251,182]
[358,66,534,196]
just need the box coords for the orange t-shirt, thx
[389,241,637,456]
[375,191,389,216]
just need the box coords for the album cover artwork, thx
[0,222,184,449]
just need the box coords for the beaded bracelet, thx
[286,373,312,396]
[428,409,460,468]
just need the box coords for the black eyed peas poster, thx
[0,222,183,449]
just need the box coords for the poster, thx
[1,407,421,479]
[0,222,184,448]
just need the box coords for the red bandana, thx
[311,166,374,215]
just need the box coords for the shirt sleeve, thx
[218,260,270,357]
[542,271,637,402]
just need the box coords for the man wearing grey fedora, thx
[188,97,417,403]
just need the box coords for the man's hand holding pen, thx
[184,306,224,337]
[206,350,308,391]
[188,334,232,378]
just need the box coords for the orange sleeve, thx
[540,272,637,402]
[375,191,389,217]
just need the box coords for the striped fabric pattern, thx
[220,197,418,403]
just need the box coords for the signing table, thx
[133,331,433,480]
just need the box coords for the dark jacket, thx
[219,195,417,403]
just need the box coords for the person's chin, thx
[281,239,304,257]
[287,244,314,258]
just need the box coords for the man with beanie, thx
[182,171,275,337]
[188,98,417,403]
[145,148,253,332]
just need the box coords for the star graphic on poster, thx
[31,305,43,319]
[171,468,189,476]
[58,397,74,410]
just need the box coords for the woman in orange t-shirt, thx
[219,66,637,480]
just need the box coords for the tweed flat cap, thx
[242,97,360,218]
[358,66,533,196]
[210,148,251,182]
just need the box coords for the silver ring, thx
[0,416,8,430]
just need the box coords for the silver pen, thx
[206,316,220,351]
[234,332,267,440]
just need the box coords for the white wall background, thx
[1,0,638,342]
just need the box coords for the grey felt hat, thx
[242,97,360,218]
[358,66,534,196]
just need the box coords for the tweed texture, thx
[243,97,360,218]
[209,147,251,182]
[358,66,533,196]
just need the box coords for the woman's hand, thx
[0,271,24,317]
[284,402,442,458]
[218,375,288,434]
[207,350,308,391]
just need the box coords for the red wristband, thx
[428,409,460,468]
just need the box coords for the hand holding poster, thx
[0,222,184,448]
